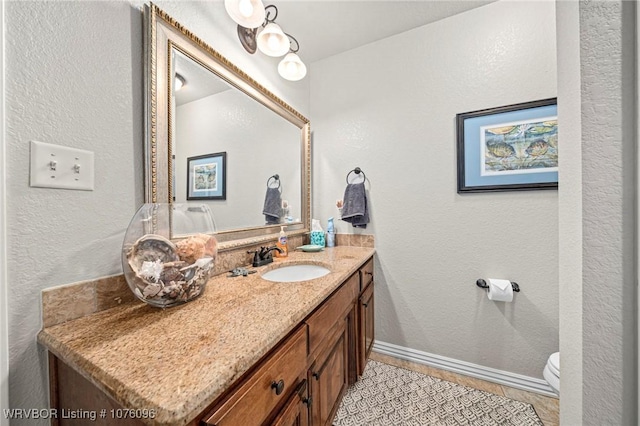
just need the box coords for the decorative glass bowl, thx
[122,203,217,308]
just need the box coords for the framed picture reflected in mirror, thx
[187,152,227,200]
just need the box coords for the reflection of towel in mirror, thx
[341,183,369,228]
[263,187,282,224]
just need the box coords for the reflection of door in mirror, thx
[171,48,302,232]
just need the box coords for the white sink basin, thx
[261,264,331,283]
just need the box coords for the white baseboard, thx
[372,340,557,398]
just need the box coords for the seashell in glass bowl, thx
[122,203,218,308]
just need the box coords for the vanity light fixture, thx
[256,6,289,57]
[175,74,186,91]
[278,35,306,81]
[224,0,266,29]
[227,3,307,80]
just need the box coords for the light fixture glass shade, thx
[224,0,266,29]
[257,23,290,57]
[278,53,307,81]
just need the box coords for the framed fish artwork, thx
[187,152,227,200]
[456,98,557,193]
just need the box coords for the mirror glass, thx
[145,5,310,243]
[172,49,302,230]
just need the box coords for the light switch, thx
[30,141,94,191]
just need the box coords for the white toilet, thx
[543,352,560,395]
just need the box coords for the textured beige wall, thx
[6,4,144,421]
[577,1,637,423]
[558,1,637,423]
[310,0,558,379]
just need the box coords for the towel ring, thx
[267,174,281,191]
[346,167,366,184]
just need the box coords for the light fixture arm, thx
[264,4,278,24]
[285,33,300,53]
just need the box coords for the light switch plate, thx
[30,141,95,191]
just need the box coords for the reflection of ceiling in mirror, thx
[174,49,231,106]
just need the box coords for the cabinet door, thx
[271,380,310,426]
[358,282,374,376]
[309,319,349,426]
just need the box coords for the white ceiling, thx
[269,1,496,64]
[175,1,496,105]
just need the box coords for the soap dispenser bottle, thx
[276,226,288,257]
[326,217,335,247]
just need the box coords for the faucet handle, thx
[247,249,260,264]
[259,246,270,259]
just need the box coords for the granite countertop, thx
[37,246,375,426]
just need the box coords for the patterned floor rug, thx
[333,360,543,426]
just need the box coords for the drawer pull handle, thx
[312,372,320,380]
[271,379,285,395]
[363,303,368,308]
[364,271,373,276]
[303,396,313,407]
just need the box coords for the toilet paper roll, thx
[487,278,513,302]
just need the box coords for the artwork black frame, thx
[456,98,558,193]
[186,152,227,200]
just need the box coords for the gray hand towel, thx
[341,183,369,228]
[263,187,282,224]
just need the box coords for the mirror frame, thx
[144,3,311,245]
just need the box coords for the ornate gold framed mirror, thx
[144,4,311,245]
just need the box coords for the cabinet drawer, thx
[359,257,374,291]
[306,273,359,356]
[203,326,308,426]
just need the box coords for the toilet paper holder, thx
[476,279,520,292]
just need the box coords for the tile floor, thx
[369,352,559,426]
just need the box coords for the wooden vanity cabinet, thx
[203,266,368,426]
[201,258,374,426]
